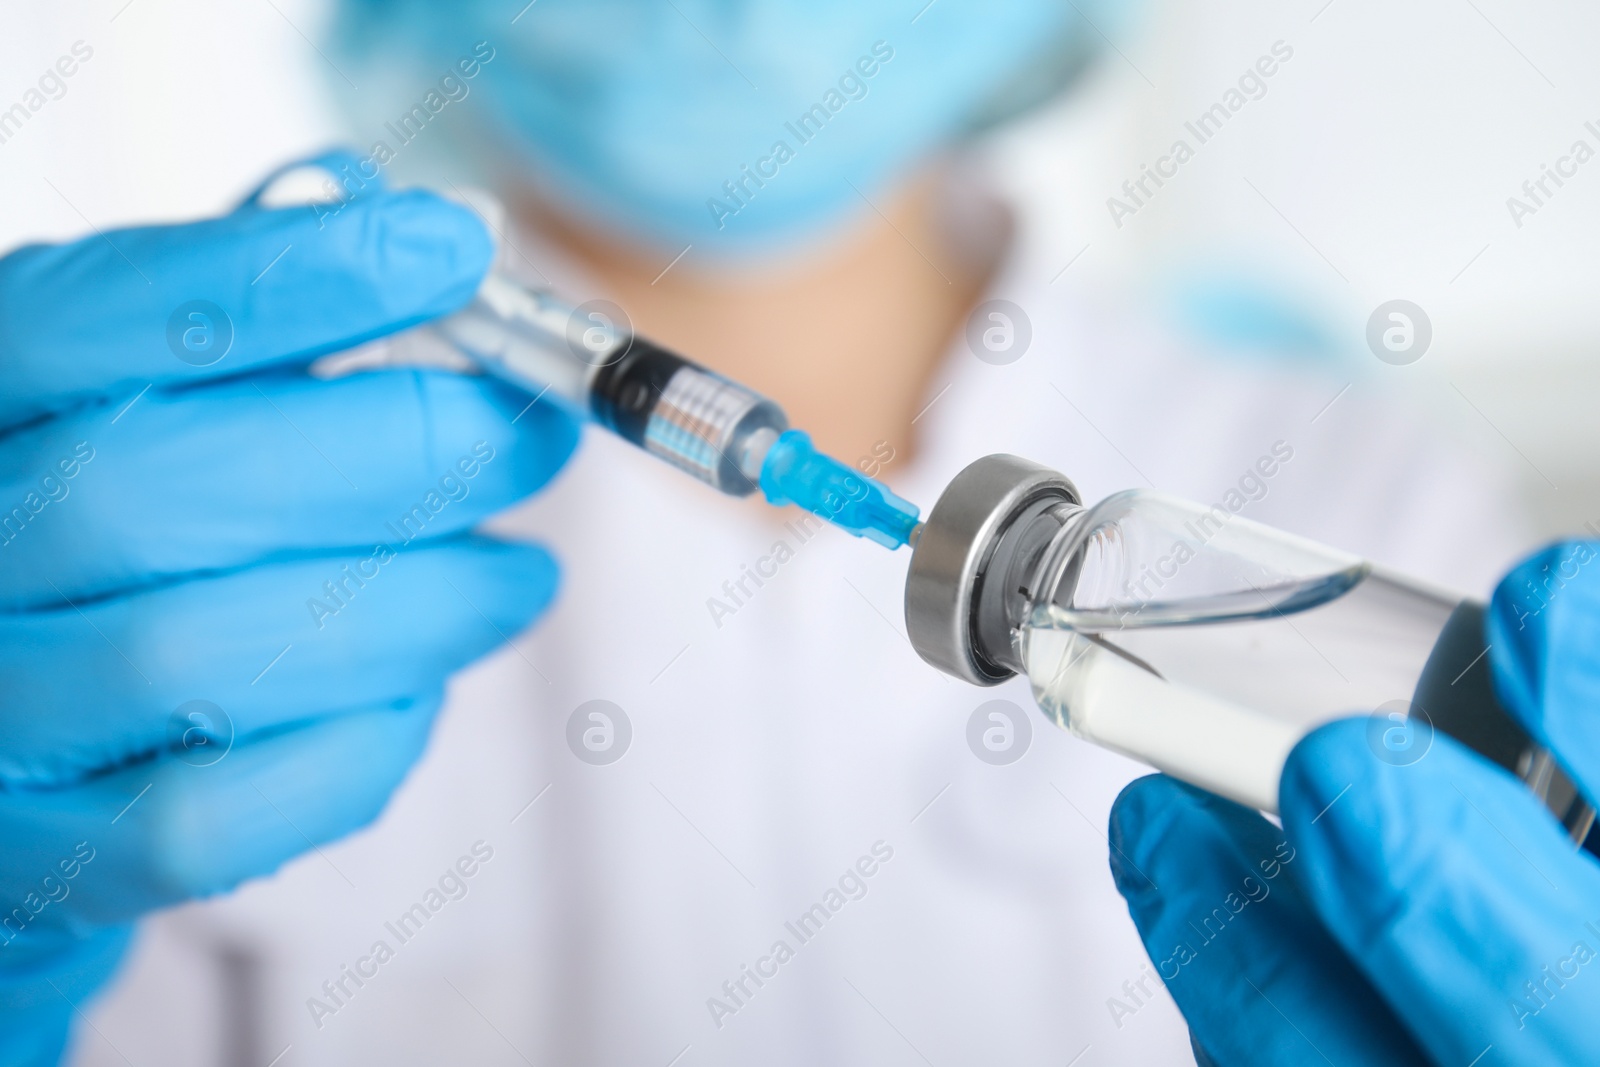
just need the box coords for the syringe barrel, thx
[590,341,787,496]
[429,272,788,497]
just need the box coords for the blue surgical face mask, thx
[334,0,1105,259]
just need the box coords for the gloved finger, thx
[0,367,576,608]
[236,146,386,208]
[1282,718,1600,1067]
[0,187,490,429]
[1487,540,1600,802]
[0,535,557,788]
[1108,775,1430,1067]
[0,690,444,929]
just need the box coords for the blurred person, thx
[0,3,1534,1066]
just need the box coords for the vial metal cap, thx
[904,455,1080,686]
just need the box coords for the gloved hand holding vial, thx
[1108,546,1600,1066]
[902,455,1592,838]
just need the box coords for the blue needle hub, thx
[758,430,921,550]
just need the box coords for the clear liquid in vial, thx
[1019,566,1458,810]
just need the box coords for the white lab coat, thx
[67,171,1528,1067]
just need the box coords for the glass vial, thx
[903,456,1594,839]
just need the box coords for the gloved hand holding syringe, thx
[257,167,923,552]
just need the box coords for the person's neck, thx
[515,178,997,473]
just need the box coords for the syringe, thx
[427,270,922,549]
[255,164,918,546]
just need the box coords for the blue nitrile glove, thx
[1106,542,1600,1066]
[0,153,577,1066]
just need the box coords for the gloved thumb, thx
[1487,541,1600,804]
